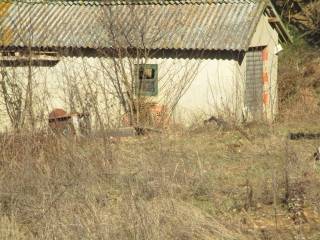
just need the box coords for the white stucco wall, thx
[159,57,244,124]
[0,54,244,129]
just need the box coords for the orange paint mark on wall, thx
[263,92,269,105]
[262,72,268,84]
[262,48,268,61]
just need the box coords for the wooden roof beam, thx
[268,17,279,23]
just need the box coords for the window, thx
[135,64,158,96]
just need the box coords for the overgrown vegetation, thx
[0,1,319,239]
[278,38,320,121]
[0,124,320,239]
[272,0,320,46]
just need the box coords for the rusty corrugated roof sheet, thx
[0,0,267,51]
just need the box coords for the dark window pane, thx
[139,67,155,80]
[135,64,158,96]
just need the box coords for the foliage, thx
[272,0,320,46]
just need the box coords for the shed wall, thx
[0,54,243,130]
[243,13,279,121]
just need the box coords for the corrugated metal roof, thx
[0,0,257,5]
[0,0,266,51]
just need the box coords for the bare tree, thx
[0,69,24,130]
[1,3,204,132]
[93,5,204,128]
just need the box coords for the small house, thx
[0,0,291,129]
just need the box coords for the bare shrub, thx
[277,40,320,121]
[0,131,251,240]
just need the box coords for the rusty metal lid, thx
[49,108,67,120]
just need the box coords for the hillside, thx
[278,39,320,120]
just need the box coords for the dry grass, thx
[0,123,320,240]
[278,39,320,122]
